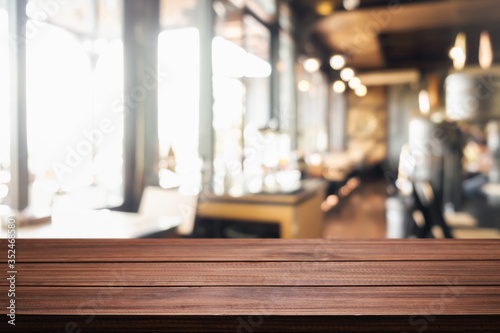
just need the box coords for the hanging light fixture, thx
[333,80,346,93]
[418,90,431,115]
[343,0,360,11]
[298,80,311,92]
[303,58,321,73]
[449,32,466,70]
[340,67,355,81]
[348,77,361,89]
[479,30,493,70]
[330,55,346,70]
[316,1,334,16]
[355,85,367,97]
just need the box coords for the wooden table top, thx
[2,239,500,332]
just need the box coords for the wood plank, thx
[8,315,500,333]
[10,286,500,315]
[7,261,500,287]
[3,239,500,262]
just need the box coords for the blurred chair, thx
[413,181,453,238]
[413,181,500,239]
[139,186,199,236]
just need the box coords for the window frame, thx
[8,0,295,213]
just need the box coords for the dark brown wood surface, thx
[7,261,500,286]
[4,239,500,262]
[1,239,500,332]
[14,286,500,315]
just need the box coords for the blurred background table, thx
[197,179,327,238]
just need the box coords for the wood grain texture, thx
[7,261,500,287]
[11,286,500,316]
[3,239,500,262]
[2,239,499,331]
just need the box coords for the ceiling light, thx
[449,46,463,60]
[479,30,493,69]
[343,0,360,11]
[340,67,354,81]
[348,77,361,89]
[333,80,346,93]
[316,1,334,16]
[303,58,321,73]
[419,90,430,115]
[355,85,367,97]
[298,80,311,92]
[329,55,346,70]
[449,32,466,70]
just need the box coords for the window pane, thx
[157,0,201,194]
[160,0,197,29]
[212,3,245,194]
[297,65,329,155]
[26,0,121,37]
[0,0,9,206]
[158,27,201,192]
[279,31,296,144]
[26,6,124,214]
[243,14,271,129]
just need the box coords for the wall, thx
[386,84,419,174]
[345,85,388,168]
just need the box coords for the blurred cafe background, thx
[2,0,500,239]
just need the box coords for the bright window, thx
[25,1,124,214]
[297,65,329,155]
[0,1,9,206]
[157,27,201,192]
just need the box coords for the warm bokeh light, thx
[418,90,430,115]
[449,32,466,70]
[303,57,321,73]
[321,194,340,212]
[346,177,360,190]
[329,54,345,70]
[343,0,360,11]
[479,30,493,69]
[340,67,354,81]
[348,77,361,89]
[315,1,334,16]
[327,194,339,206]
[298,80,311,92]
[333,80,346,93]
[449,46,463,60]
[354,84,367,97]
[309,153,323,166]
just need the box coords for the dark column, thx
[270,23,280,125]
[329,90,347,152]
[9,0,29,211]
[198,0,215,185]
[122,0,160,211]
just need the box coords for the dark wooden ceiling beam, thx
[293,0,500,71]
